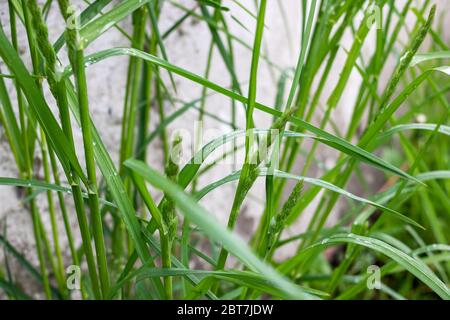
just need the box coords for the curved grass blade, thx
[145,2,177,92]
[282,234,450,300]
[377,123,450,141]
[197,0,230,12]
[0,177,116,208]
[411,51,450,66]
[178,129,312,188]
[350,170,450,230]
[110,268,327,299]
[0,234,61,299]
[0,26,87,184]
[78,0,149,49]
[0,177,71,193]
[194,168,422,229]
[416,171,450,181]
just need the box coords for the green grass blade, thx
[286,234,450,300]
[78,0,149,49]
[111,268,326,299]
[194,168,423,229]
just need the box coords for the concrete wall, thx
[0,0,447,297]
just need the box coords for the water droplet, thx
[416,113,427,123]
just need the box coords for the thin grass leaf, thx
[78,0,149,49]
[111,268,327,300]
[411,51,450,66]
[194,168,423,229]
[290,234,450,300]
[377,123,450,140]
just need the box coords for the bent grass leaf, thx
[194,168,423,229]
[411,51,450,66]
[282,234,450,300]
[110,268,327,299]
[0,177,116,208]
[377,123,450,141]
[79,0,149,49]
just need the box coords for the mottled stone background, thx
[0,0,447,298]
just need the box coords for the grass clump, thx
[0,0,449,300]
